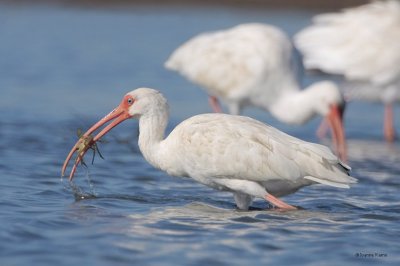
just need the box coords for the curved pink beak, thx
[327,104,347,162]
[62,99,132,181]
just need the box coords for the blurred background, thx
[0,0,380,126]
[1,1,399,266]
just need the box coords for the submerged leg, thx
[384,104,396,142]
[214,178,297,211]
[208,95,222,113]
[265,193,297,210]
[233,192,253,210]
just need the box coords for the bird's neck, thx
[250,73,300,110]
[138,111,168,169]
[269,86,318,125]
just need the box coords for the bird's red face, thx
[62,94,135,180]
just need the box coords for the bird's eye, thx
[127,98,134,105]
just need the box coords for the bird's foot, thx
[265,194,297,211]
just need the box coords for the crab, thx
[62,128,104,180]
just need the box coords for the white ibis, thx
[165,23,347,161]
[294,0,400,142]
[62,88,356,211]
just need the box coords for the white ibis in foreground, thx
[165,23,347,161]
[294,0,400,142]
[62,88,356,210]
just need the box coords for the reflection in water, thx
[113,202,349,261]
[126,202,345,232]
[109,200,394,265]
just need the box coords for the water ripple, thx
[0,5,399,265]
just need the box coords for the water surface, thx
[0,4,399,265]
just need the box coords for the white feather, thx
[295,0,400,89]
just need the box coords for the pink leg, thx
[265,194,297,210]
[384,104,396,142]
[208,96,222,113]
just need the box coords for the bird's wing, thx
[170,114,356,188]
[165,23,297,100]
[294,0,400,86]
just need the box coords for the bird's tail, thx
[298,142,357,188]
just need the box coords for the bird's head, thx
[61,88,167,180]
[309,81,345,117]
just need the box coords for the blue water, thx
[1,3,399,266]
